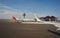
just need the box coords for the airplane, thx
[11,14,43,22]
[12,14,60,30]
[12,16,36,22]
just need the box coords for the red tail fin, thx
[12,16,17,22]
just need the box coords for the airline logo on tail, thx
[12,16,17,22]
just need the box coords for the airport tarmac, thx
[0,20,60,38]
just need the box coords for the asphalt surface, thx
[0,21,60,38]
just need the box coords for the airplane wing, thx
[43,21,60,30]
[34,14,60,30]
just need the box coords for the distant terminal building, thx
[39,16,57,21]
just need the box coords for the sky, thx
[0,0,60,19]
